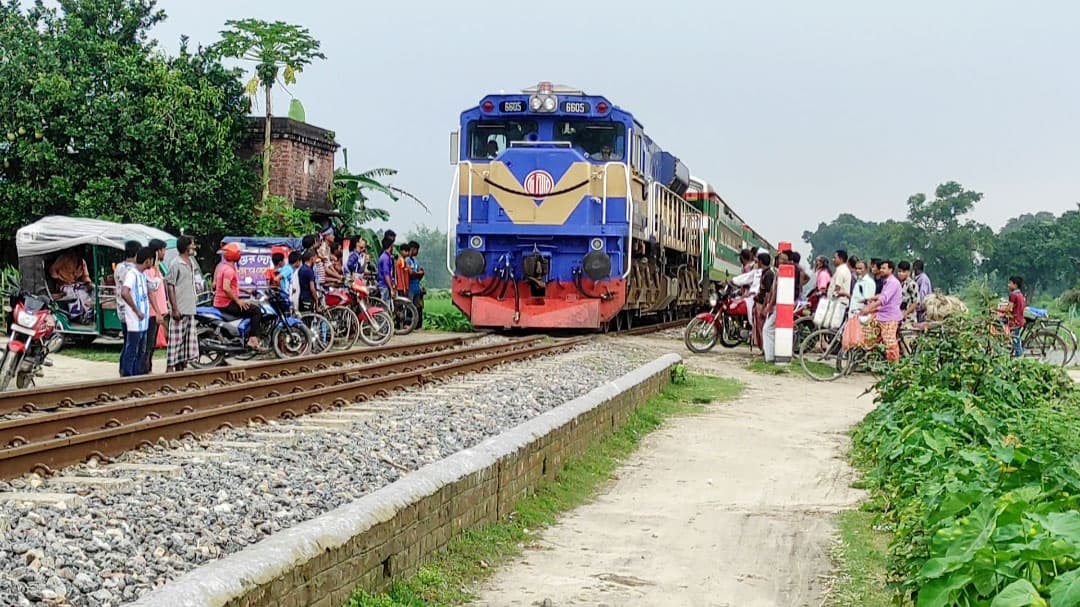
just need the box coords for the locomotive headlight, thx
[469,235,484,249]
[529,96,543,111]
[590,238,603,251]
[543,96,557,111]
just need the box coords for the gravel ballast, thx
[0,341,654,607]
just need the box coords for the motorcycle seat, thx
[195,306,240,322]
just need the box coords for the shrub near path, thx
[850,317,1080,606]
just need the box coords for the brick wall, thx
[241,117,340,212]
[129,354,681,607]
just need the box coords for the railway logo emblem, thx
[523,170,555,200]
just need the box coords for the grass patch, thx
[60,343,166,363]
[825,510,893,607]
[421,298,473,333]
[747,359,789,375]
[348,371,743,607]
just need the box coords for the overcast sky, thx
[148,0,1079,249]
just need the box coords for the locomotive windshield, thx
[467,120,539,159]
[554,121,626,161]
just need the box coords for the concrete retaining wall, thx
[129,353,682,607]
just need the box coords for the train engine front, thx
[447,82,632,330]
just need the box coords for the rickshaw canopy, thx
[15,216,177,258]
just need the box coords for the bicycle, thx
[988,307,1068,367]
[798,320,846,382]
[297,311,335,354]
[840,320,914,378]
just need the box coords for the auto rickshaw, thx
[14,216,203,346]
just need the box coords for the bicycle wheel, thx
[325,306,361,350]
[1057,325,1079,365]
[299,313,334,354]
[799,328,844,381]
[1023,330,1069,367]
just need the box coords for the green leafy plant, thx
[0,266,21,298]
[850,316,1080,606]
[671,363,688,383]
[251,194,316,237]
[331,162,429,255]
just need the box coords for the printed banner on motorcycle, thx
[237,251,273,289]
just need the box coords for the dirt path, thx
[470,334,875,607]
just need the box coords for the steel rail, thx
[0,337,546,448]
[0,337,591,479]
[0,334,482,416]
[616,319,687,336]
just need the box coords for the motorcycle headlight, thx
[17,311,37,328]
[709,294,718,307]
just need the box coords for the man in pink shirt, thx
[861,259,903,362]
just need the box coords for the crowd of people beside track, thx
[112,228,424,379]
[729,247,1030,364]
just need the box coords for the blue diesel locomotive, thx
[446,82,772,330]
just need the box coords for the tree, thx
[802,181,994,293]
[904,182,994,290]
[211,18,325,203]
[405,225,450,289]
[0,0,258,237]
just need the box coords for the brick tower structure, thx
[241,117,340,213]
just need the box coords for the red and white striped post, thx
[775,241,795,364]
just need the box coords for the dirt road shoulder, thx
[470,336,875,607]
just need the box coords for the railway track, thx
[0,318,686,481]
[0,334,482,416]
[0,335,589,480]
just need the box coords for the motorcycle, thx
[334,278,394,346]
[684,283,752,353]
[191,289,312,368]
[0,291,63,391]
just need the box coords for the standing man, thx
[897,261,918,319]
[407,241,425,328]
[913,259,932,322]
[114,240,141,374]
[297,250,319,313]
[1007,276,1026,357]
[862,260,904,362]
[378,237,396,311]
[829,250,852,301]
[752,252,774,350]
[165,236,199,373]
[346,238,369,280]
[120,247,154,376]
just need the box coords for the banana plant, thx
[331,156,429,254]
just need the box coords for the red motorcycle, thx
[321,279,394,347]
[684,283,752,353]
[0,292,63,391]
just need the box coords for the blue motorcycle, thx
[192,289,312,368]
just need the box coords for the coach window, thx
[554,121,626,161]
[467,120,538,160]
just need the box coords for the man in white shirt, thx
[829,250,852,300]
[731,252,767,339]
[822,249,852,328]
